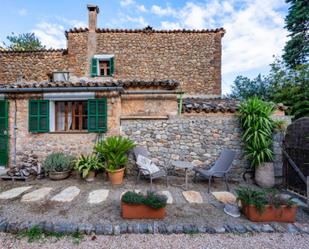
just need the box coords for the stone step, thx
[51,186,80,202]
[182,190,203,203]
[159,190,173,204]
[88,189,109,204]
[21,187,53,202]
[0,186,32,200]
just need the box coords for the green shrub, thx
[94,136,135,172]
[43,152,75,173]
[74,154,103,178]
[238,97,275,168]
[236,186,296,213]
[121,191,167,209]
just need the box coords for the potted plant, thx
[121,191,167,219]
[74,154,103,182]
[236,186,297,222]
[238,97,276,188]
[43,152,75,180]
[95,136,135,185]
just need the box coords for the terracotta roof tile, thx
[0,79,179,90]
[65,27,225,38]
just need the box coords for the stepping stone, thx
[88,189,109,204]
[51,186,80,202]
[182,191,203,204]
[212,191,236,204]
[21,187,53,202]
[159,191,173,204]
[0,186,32,200]
[120,189,141,200]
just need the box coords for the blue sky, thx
[0,0,289,94]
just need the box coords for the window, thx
[29,98,107,133]
[55,101,88,131]
[91,55,114,77]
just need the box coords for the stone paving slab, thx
[51,186,80,202]
[182,191,203,203]
[0,186,32,200]
[88,189,109,204]
[21,187,53,202]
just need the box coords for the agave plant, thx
[238,97,275,168]
[74,154,103,178]
[94,136,135,172]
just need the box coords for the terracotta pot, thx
[48,170,71,180]
[255,162,275,188]
[85,171,96,182]
[242,204,297,222]
[107,168,125,185]
[121,202,166,219]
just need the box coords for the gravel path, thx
[1,233,308,249]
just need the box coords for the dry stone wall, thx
[0,50,68,84]
[122,115,288,182]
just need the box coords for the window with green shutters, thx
[28,100,49,132]
[87,98,107,132]
[90,56,114,77]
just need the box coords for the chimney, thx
[87,4,99,32]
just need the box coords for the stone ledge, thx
[120,115,169,120]
[0,217,308,235]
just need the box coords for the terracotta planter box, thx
[242,204,297,222]
[121,202,166,219]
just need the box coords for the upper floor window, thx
[91,54,114,77]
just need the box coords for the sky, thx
[0,0,289,94]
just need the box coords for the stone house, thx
[0,5,286,181]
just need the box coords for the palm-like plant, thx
[74,154,103,178]
[238,97,275,168]
[94,136,135,172]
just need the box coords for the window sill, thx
[49,131,90,134]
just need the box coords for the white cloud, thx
[17,9,28,16]
[151,5,177,17]
[137,5,147,13]
[32,22,66,49]
[125,15,147,27]
[161,21,182,30]
[120,0,135,7]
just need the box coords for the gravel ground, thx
[1,232,309,249]
[1,176,308,227]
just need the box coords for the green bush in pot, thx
[43,152,75,180]
[94,136,135,185]
[74,154,103,181]
[238,97,277,188]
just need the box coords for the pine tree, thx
[282,0,309,68]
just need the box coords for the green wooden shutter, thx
[88,98,107,132]
[29,100,49,132]
[0,100,9,166]
[109,57,114,76]
[91,58,98,77]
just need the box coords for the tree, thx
[268,59,309,119]
[3,32,45,51]
[282,0,309,68]
[229,74,272,100]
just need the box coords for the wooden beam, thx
[72,102,76,130]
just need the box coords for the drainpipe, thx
[13,98,17,167]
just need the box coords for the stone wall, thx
[0,50,68,84]
[121,115,246,180]
[121,115,288,182]
[95,32,222,96]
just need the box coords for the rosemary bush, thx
[122,191,167,209]
[43,152,75,173]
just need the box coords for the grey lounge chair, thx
[133,146,168,190]
[193,149,236,193]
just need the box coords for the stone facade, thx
[0,50,68,84]
[7,92,121,166]
[122,115,288,182]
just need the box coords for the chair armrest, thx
[208,170,229,175]
[137,166,152,176]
